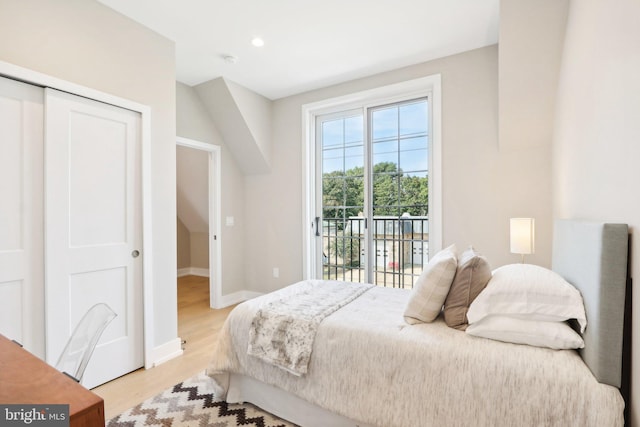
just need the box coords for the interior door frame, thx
[0,60,156,369]
[176,137,222,308]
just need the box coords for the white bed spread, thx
[248,280,373,375]
[207,281,624,427]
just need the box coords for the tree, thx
[323,162,428,219]
[324,162,427,269]
[371,162,399,215]
[322,167,364,221]
[400,174,429,216]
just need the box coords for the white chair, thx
[55,303,117,383]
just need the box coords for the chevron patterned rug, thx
[107,372,298,427]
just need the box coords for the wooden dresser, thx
[0,334,105,427]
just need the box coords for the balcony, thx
[323,216,428,289]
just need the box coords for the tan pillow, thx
[443,246,491,330]
[403,244,458,324]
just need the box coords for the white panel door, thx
[45,88,143,388]
[0,77,44,357]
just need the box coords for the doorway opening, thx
[175,137,221,310]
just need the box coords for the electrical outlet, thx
[273,267,279,278]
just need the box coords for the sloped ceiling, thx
[176,145,208,232]
[195,77,272,175]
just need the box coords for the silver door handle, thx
[131,250,140,258]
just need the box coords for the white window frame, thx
[301,75,442,280]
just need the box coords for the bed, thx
[207,219,630,427]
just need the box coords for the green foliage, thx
[400,174,429,216]
[323,162,428,219]
[322,167,365,220]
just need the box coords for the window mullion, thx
[364,107,374,284]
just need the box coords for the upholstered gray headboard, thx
[552,219,629,388]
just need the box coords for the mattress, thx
[207,281,624,427]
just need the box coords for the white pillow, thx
[403,244,458,324]
[466,264,587,332]
[466,315,585,350]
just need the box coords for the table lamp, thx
[510,218,535,263]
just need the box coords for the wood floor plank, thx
[92,275,235,420]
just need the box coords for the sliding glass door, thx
[317,98,429,288]
[319,110,366,282]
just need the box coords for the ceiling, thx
[98,0,499,100]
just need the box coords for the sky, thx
[321,99,429,177]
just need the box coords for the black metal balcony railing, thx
[322,216,429,289]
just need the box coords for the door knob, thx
[131,250,140,258]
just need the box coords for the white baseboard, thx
[217,290,263,308]
[177,267,210,278]
[148,292,260,367]
[151,338,184,367]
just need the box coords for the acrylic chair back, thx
[55,303,117,383]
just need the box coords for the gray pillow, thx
[444,246,492,330]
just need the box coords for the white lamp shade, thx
[510,218,535,255]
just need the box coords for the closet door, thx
[0,77,44,357]
[45,89,143,388]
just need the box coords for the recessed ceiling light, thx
[251,37,265,47]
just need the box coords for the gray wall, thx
[190,232,210,269]
[498,0,569,267]
[176,82,246,296]
[176,145,209,233]
[177,217,191,270]
[552,0,640,422]
[176,145,209,270]
[0,0,178,349]
[499,0,568,151]
[243,44,554,293]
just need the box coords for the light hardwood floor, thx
[93,275,235,420]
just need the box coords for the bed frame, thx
[552,219,630,421]
[226,219,630,427]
